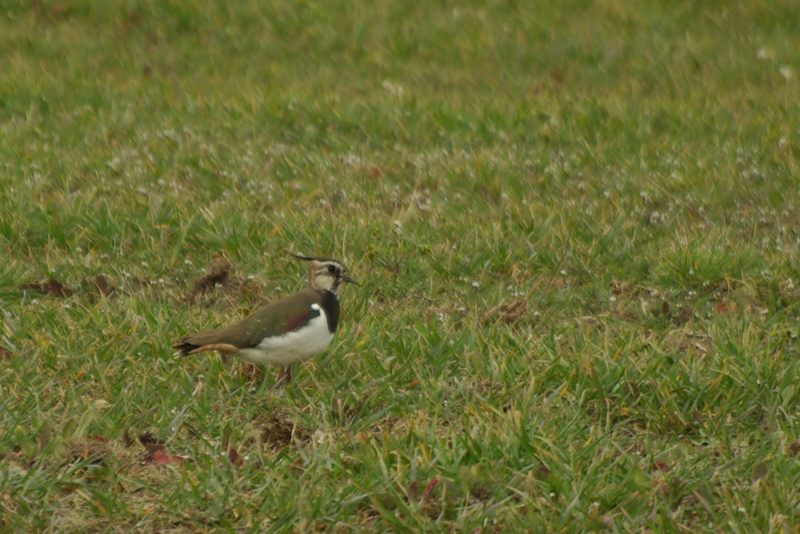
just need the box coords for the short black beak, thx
[341,273,359,285]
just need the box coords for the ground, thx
[1,0,800,531]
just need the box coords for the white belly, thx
[237,307,333,366]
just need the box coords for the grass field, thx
[1,0,800,531]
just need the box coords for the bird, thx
[173,254,357,384]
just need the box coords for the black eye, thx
[327,265,336,274]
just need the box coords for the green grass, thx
[1,0,800,531]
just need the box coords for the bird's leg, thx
[276,366,292,386]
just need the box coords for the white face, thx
[309,260,346,291]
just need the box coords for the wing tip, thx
[172,337,240,356]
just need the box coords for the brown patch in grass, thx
[483,299,527,328]
[653,300,693,324]
[82,274,116,300]
[788,440,800,456]
[61,436,113,468]
[610,310,639,321]
[356,162,394,179]
[0,346,13,360]
[19,278,73,297]
[226,360,265,382]
[50,436,175,531]
[259,412,310,449]
[661,329,710,355]
[137,434,189,466]
[543,274,570,289]
[1,450,31,476]
[187,254,232,303]
[222,277,267,309]
[674,307,694,323]
[227,447,243,467]
[138,432,161,447]
[405,478,443,519]
[185,255,267,308]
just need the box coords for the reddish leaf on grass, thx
[227,447,243,466]
[138,433,188,466]
[407,480,419,501]
[146,448,187,465]
[422,479,438,503]
[714,302,736,314]
[651,461,670,472]
[534,465,551,479]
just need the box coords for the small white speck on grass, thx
[559,270,567,276]
[471,281,480,289]
[609,295,617,303]
[381,79,406,97]
[184,259,193,265]
[756,48,772,61]
[649,211,665,225]
[779,66,794,80]
[778,137,789,150]
[93,399,111,410]
[313,430,330,445]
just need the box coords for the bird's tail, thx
[172,337,200,356]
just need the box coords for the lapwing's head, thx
[290,253,358,292]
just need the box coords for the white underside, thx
[237,305,333,366]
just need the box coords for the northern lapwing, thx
[173,254,357,384]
